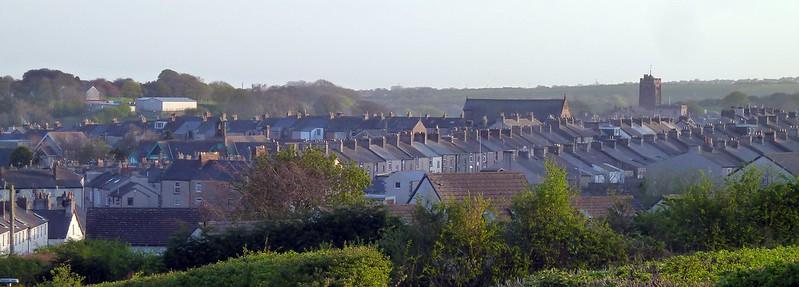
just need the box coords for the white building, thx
[1,201,49,255]
[135,97,197,113]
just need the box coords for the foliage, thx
[381,199,525,286]
[94,246,392,287]
[93,105,132,124]
[721,91,748,107]
[235,147,370,219]
[515,246,799,286]
[505,160,628,271]
[163,205,395,270]
[9,145,34,167]
[45,240,163,284]
[716,262,799,287]
[0,255,50,285]
[36,265,85,287]
[636,168,799,252]
[76,139,112,164]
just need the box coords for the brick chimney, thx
[263,125,271,139]
[533,146,547,159]
[199,152,219,165]
[564,143,576,153]
[374,136,386,148]
[591,141,604,151]
[231,114,238,121]
[359,137,372,149]
[388,134,400,146]
[346,139,358,151]
[17,196,32,211]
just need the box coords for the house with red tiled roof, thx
[408,171,529,215]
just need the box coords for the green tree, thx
[36,265,84,287]
[381,199,524,286]
[505,160,627,271]
[115,78,143,99]
[722,91,748,107]
[9,146,33,167]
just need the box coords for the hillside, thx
[361,78,799,116]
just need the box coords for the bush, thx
[515,246,799,286]
[46,240,162,284]
[163,205,396,270]
[637,169,799,253]
[505,161,628,271]
[94,246,391,287]
[716,262,799,287]
[0,255,50,285]
[381,198,526,286]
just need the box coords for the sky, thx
[1,0,798,89]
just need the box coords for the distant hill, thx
[361,78,799,116]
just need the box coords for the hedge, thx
[715,262,799,287]
[517,246,799,286]
[93,246,391,287]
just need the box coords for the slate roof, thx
[463,98,568,123]
[761,152,799,175]
[161,159,249,182]
[0,166,83,189]
[85,208,201,246]
[0,148,14,167]
[32,209,78,240]
[414,172,529,211]
[1,202,48,234]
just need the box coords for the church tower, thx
[639,73,662,109]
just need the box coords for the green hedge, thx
[715,262,799,287]
[93,246,391,287]
[517,246,799,286]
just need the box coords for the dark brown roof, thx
[420,172,529,211]
[385,204,417,223]
[463,98,568,123]
[86,208,200,246]
[572,195,634,218]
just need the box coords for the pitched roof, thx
[32,209,78,240]
[85,208,200,246]
[762,152,799,175]
[0,166,83,189]
[161,159,249,181]
[572,195,634,218]
[415,172,529,211]
[463,98,568,123]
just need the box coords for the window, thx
[195,183,203,192]
[127,197,134,206]
[174,198,180,206]
[195,197,203,204]
[394,182,401,189]
[174,182,182,193]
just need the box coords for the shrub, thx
[505,161,628,271]
[716,262,799,287]
[36,265,85,287]
[46,240,162,284]
[0,255,50,285]
[163,205,395,270]
[93,246,391,287]
[515,246,799,286]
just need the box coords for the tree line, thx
[0,69,387,126]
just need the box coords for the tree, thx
[9,146,33,167]
[722,91,748,107]
[36,265,84,287]
[114,78,143,99]
[505,160,627,271]
[76,139,111,164]
[235,148,370,219]
[381,198,524,286]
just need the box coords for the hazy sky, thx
[1,0,797,89]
